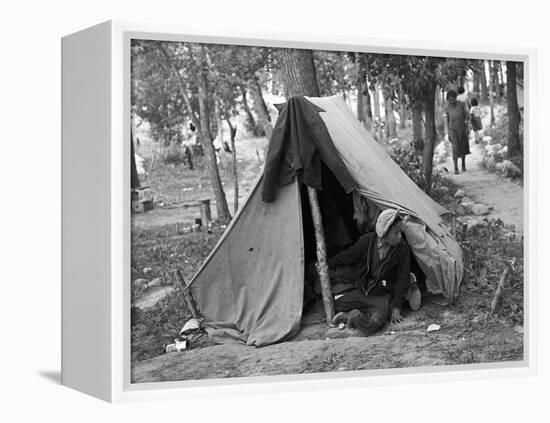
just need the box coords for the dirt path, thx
[440,140,524,235]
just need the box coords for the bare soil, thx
[132,292,523,383]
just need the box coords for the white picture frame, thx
[61,20,536,403]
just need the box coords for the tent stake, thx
[306,186,335,325]
[175,270,201,320]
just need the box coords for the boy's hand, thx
[391,307,404,324]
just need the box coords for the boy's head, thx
[457,86,465,95]
[471,97,479,106]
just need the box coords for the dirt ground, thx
[132,291,523,383]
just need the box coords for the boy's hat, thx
[375,209,400,238]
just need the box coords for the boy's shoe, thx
[332,312,349,326]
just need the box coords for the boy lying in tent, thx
[327,208,421,334]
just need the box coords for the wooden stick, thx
[306,186,335,325]
[175,270,201,319]
[487,260,514,319]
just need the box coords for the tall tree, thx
[384,87,397,138]
[398,83,407,130]
[196,46,232,223]
[226,118,239,213]
[422,78,438,191]
[489,60,496,126]
[493,60,501,104]
[411,99,424,152]
[279,49,321,97]
[506,61,522,158]
[480,60,488,102]
[240,87,259,135]
[248,78,273,139]
[355,53,371,129]
[473,69,481,96]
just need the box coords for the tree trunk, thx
[197,48,231,223]
[435,87,444,138]
[240,86,259,136]
[489,61,496,126]
[226,118,239,213]
[499,61,505,99]
[278,48,334,325]
[412,100,424,153]
[357,80,365,124]
[422,79,437,192]
[373,84,381,122]
[493,60,501,105]
[384,88,397,138]
[365,79,373,121]
[473,69,481,96]
[214,98,224,145]
[480,60,488,103]
[506,61,522,158]
[398,84,407,129]
[248,78,273,140]
[130,130,140,189]
[279,48,320,98]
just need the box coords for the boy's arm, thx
[328,234,370,268]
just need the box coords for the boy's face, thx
[448,96,457,106]
[383,223,402,247]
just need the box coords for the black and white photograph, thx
[129,39,525,383]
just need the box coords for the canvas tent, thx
[187,95,463,347]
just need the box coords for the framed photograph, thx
[62,20,535,402]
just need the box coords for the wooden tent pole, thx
[306,186,335,325]
[175,270,201,320]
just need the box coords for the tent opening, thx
[299,162,428,313]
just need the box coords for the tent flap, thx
[191,178,304,346]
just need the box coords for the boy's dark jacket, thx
[327,232,411,309]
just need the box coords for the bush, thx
[390,146,451,203]
[162,146,188,166]
[481,113,523,179]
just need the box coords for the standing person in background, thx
[444,90,471,174]
[470,97,483,143]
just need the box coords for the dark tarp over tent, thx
[187,96,464,347]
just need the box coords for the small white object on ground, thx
[338,323,345,330]
[427,324,441,332]
[165,343,177,353]
[179,318,201,335]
